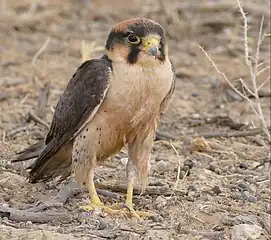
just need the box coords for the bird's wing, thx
[29,56,112,182]
[159,61,176,114]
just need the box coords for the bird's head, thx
[105,18,167,66]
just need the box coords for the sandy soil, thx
[0,0,270,239]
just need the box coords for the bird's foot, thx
[80,196,103,212]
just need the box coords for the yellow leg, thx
[80,171,103,211]
[125,183,133,210]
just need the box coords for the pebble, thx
[183,159,194,169]
[212,185,222,195]
[148,214,164,222]
[237,182,250,192]
[187,185,197,193]
[155,196,167,206]
[57,227,65,233]
[231,224,263,240]
[232,192,243,201]
[97,219,107,230]
[25,221,32,226]
[266,205,271,214]
[239,162,249,169]
[178,170,187,179]
[155,156,164,162]
[246,195,257,203]
[208,164,221,174]
[242,190,250,199]
[156,160,169,173]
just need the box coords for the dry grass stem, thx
[198,0,270,142]
[31,37,51,67]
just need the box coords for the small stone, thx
[209,164,216,172]
[25,221,32,226]
[239,162,249,169]
[209,164,221,174]
[191,92,199,97]
[247,195,257,203]
[266,205,271,214]
[148,214,164,222]
[57,227,65,233]
[156,160,169,173]
[242,190,250,199]
[155,196,167,206]
[212,185,222,195]
[214,168,222,175]
[232,192,243,201]
[155,156,164,162]
[184,159,194,169]
[237,182,250,191]
[97,219,107,230]
[187,185,197,192]
[231,224,263,240]
[179,170,187,179]
[180,165,191,176]
[120,157,128,165]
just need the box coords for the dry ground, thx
[0,0,270,239]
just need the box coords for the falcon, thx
[13,18,175,218]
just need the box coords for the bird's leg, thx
[80,170,103,211]
[101,132,155,218]
[125,181,134,210]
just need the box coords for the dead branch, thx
[96,181,185,196]
[35,82,51,119]
[200,128,263,138]
[27,182,119,212]
[155,130,177,141]
[0,206,72,223]
[28,111,50,129]
[7,125,29,137]
[97,189,120,200]
[27,182,81,212]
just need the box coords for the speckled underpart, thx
[72,56,174,188]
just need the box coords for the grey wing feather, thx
[28,57,112,182]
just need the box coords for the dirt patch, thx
[0,0,270,239]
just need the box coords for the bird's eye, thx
[127,34,141,45]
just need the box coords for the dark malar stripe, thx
[127,47,140,64]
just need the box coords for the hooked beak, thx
[143,37,160,57]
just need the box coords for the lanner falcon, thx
[13,18,175,218]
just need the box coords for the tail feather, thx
[12,139,45,163]
[28,140,73,183]
[12,138,73,183]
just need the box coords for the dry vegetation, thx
[0,0,270,239]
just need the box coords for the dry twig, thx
[32,37,51,67]
[28,111,50,129]
[0,207,72,223]
[198,0,270,142]
[200,128,263,138]
[96,181,185,196]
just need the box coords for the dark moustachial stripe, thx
[158,38,165,62]
[127,47,140,64]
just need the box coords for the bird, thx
[13,18,175,218]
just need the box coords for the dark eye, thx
[127,34,141,45]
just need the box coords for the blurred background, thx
[0,0,270,239]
